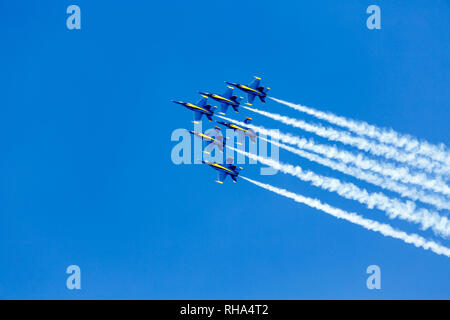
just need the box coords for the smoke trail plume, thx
[261,136,450,213]
[242,176,450,258]
[270,97,450,167]
[228,147,450,238]
[219,115,450,197]
[218,115,450,210]
[243,106,450,178]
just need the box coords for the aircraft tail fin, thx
[231,95,243,103]
[258,87,269,103]
[231,166,242,182]
[219,103,229,115]
[259,86,270,94]
[244,117,252,124]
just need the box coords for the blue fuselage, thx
[216,121,249,133]
[187,130,215,142]
[226,82,265,97]
[199,92,239,106]
[172,100,213,116]
[203,161,238,176]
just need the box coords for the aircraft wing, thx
[193,111,203,122]
[236,130,245,145]
[218,103,229,115]
[216,171,227,184]
[196,96,207,108]
[204,140,216,154]
[250,78,260,89]
[247,93,256,104]
[223,86,233,99]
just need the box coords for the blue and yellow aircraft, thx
[225,76,270,105]
[185,126,227,153]
[201,157,243,184]
[216,117,256,143]
[171,96,214,123]
[198,86,243,115]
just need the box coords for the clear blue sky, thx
[1,1,449,299]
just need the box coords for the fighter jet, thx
[171,96,214,123]
[201,157,242,184]
[216,117,256,143]
[185,126,227,153]
[225,76,270,105]
[198,86,243,115]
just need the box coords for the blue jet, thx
[202,157,243,184]
[185,126,227,153]
[225,76,270,105]
[198,86,243,115]
[171,96,214,123]
[216,117,256,143]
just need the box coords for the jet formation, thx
[171,76,270,183]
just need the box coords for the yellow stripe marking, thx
[212,163,233,172]
[240,85,259,93]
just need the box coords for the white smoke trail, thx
[218,115,450,211]
[220,115,450,197]
[228,146,450,238]
[262,137,450,213]
[270,97,450,167]
[243,106,450,178]
[242,176,450,258]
